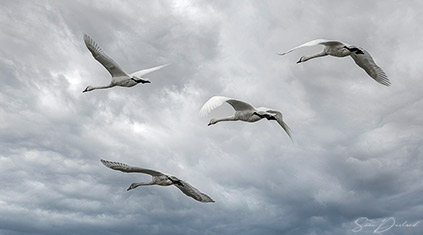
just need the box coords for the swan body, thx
[101,159,214,203]
[200,96,292,140]
[83,34,168,92]
[279,39,390,86]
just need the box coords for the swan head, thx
[83,86,94,93]
[208,118,218,126]
[296,56,305,63]
[127,183,139,191]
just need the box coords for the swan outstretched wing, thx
[349,49,391,86]
[279,39,347,56]
[265,110,293,140]
[129,64,169,78]
[84,34,127,78]
[200,96,255,116]
[173,180,215,203]
[101,159,164,176]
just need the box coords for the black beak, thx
[296,59,302,64]
[207,123,211,126]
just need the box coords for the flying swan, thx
[100,159,214,203]
[200,96,292,140]
[279,39,390,86]
[83,34,168,92]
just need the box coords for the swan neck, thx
[132,182,154,189]
[139,182,154,187]
[303,51,327,62]
[215,116,237,123]
[92,84,114,90]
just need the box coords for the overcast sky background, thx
[1,1,422,234]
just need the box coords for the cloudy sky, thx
[1,0,422,234]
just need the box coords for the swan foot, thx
[168,176,184,186]
[253,112,268,118]
[131,78,151,84]
[343,46,364,54]
[253,112,263,118]
[254,112,275,120]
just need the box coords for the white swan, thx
[200,96,292,140]
[101,159,214,203]
[279,39,390,86]
[83,34,168,92]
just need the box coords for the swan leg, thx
[131,77,151,84]
[253,112,273,119]
[172,180,184,187]
[168,176,184,186]
[253,112,264,118]
[344,46,364,54]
